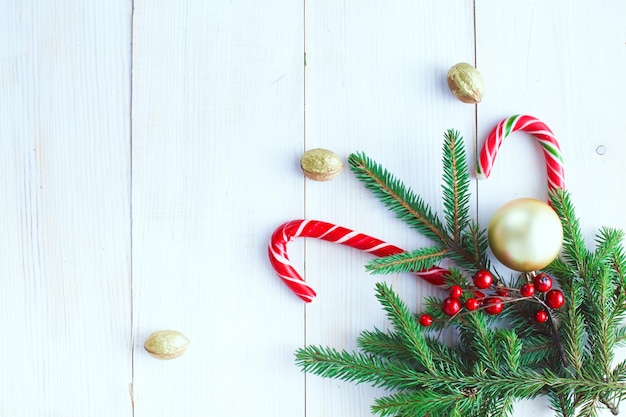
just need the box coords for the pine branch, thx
[365,245,449,275]
[457,312,501,372]
[357,328,417,365]
[487,395,516,417]
[295,281,626,416]
[425,336,472,374]
[612,358,626,384]
[442,129,471,241]
[498,329,523,373]
[541,370,626,399]
[545,257,574,280]
[591,228,625,273]
[458,220,491,270]
[549,391,576,417]
[349,146,483,275]
[549,189,589,375]
[294,344,422,390]
[464,221,490,269]
[372,389,474,417]
[548,189,626,414]
[370,366,551,416]
[374,282,436,372]
[615,327,626,347]
[576,397,602,417]
[583,264,617,381]
[348,152,449,245]
[549,188,591,276]
[293,136,626,417]
[506,300,559,368]
[607,230,626,286]
[556,267,587,375]
[596,228,626,323]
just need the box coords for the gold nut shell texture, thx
[446,62,484,104]
[300,148,343,181]
[144,330,190,360]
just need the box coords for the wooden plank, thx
[0,1,133,415]
[477,1,626,415]
[131,1,305,415]
[2,1,624,416]
[476,0,626,231]
[304,1,475,415]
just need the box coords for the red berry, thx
[483,297,504,315]
[520,283,535,297]
[545,289,565,309]
[473,290,486,299]
[496,288,511,297]
[533,273,553,292]
[473,270,493,289]
[534,310,549,323]
[419,314,433,327]
[465,298,481,311]
[441,297,462,316]
[449,285,463,299]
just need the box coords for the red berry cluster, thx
[419,270,565,327]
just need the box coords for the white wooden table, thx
[2,1,625,415]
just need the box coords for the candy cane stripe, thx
[268,219,448,302]
[363,242,396,254]
[476,114,565,192]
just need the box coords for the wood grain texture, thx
[0,1,132,415]
[304,1,475,415]
[476,1,626,227]
[475,2,626,415]
[1,1,625,416]
[131,1,305,415]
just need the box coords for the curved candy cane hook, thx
[270,115,564,301]
[477,114,565,192]
[268,219,449,302]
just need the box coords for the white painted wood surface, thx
[1,1,625,416]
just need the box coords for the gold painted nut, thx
[300,148,343,181]
[144,330,189,360]
[446,62,484,104]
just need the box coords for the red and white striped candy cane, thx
[268,219,449,302]
[476,114,565,191]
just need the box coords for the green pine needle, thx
[457,311,501,372]
[372,389,474,416]
[293,133,626,417]
[294,344,422,390]
[442,129,471,241]
[365,245,448,275]
[458,220,491,270]
[348,152,449,245]
[591,227,625,272]
[549,188,591,275]
[357,328,417,365]
[373,282,436,371]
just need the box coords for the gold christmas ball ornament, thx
[446,62,484,104]
[144,330,190,360]
[488,198,563,272]
[300,148,343,181]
